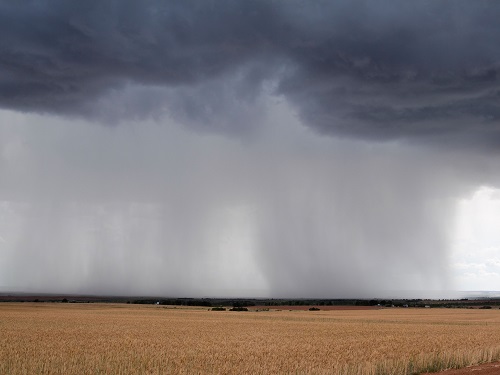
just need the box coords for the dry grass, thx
[1,303,499,374]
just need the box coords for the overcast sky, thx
[1,0,499,298]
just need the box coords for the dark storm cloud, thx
[1,0,500,143]
[0,1,281,122]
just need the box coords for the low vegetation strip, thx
[422,361,500,375]
[1,303,499,374]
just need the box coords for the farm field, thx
[1,303,500,374]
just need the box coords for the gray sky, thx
[0,1,499,297]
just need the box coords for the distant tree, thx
[211,307,226,311]
[229,307,248,311]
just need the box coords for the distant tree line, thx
[129,298,500,309]
[132,299,213,307]
[2,295,499,309]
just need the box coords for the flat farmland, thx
[1,303,500,374]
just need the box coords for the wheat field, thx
[1,303,499,374]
